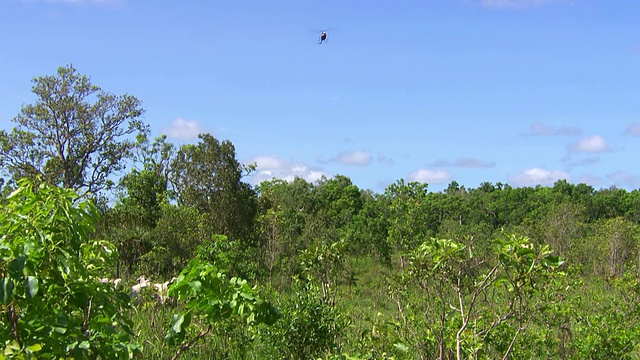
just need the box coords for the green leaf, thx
[9,256,26,277]
[240,291,255,300]
[166,312,191,345]
[26,343,42,353]
[516,248,534,257]
[170,312,191,334]
[7,186,24,199]
[542,255,564,268]
[4,340,20,356]
[189,280,203,293]
[394,343,409,352]
[26,276,38,298]
[0,278,14,304]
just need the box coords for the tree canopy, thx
[0,65,148,197]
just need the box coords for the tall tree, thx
[0,65,148,196]
[171,133,257,242]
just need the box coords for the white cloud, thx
[509,168,570,187]
[455,157,495,168]
[524,122,581,136]
[569,135,612,153]
[163,118,204,140]
[625,124,640,137]
[248,156,326,184]
[334,150,372,166]
[430,157,495,168]
[607,171,640,189]
[318,150,375,166]
[481,0,567,9]
[562,156,600,168]
[408,169,452,184]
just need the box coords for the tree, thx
[141,202,205,278]
[170,133,256,242]
[165,258,280,360]
[0,65,148,197]
[345,190,391,262]
[133,134,176,193]
[0,179,140,358]
[383,180,434,268]
[255,178,314,280]
[397,234,565,360]
[537,201,585,260]
[592,217,640,277]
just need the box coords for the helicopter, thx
[318,31,328,44]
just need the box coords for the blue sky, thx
[2,0,640,193]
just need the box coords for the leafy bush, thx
[0,179,140,358]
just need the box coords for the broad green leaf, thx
[516,248,534,257]
[9,256,26,277]
[394,343,409,352]
[166,312,191,345]
[240,291,255,300]
[7,186,24,199]
[189,280,203,293]
[26,276,38,298]
[0,278,14,304]
[542,255,564,268]
[25,343,42,353]
[170,312,191,334]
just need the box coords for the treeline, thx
[1,66,640,359]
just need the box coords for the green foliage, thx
[164,258,280,359]
[401,233,566,360]
[133,134,175,190]
[171,133,257,242]
[118,168,167,227]
[261,280,345,360]
[98,168,167,277]
[138,202,204,278]
[384,180,435,267]
[0,178,140,358]
[0,65,148,197]
[299,239,350,304]
[345,191,391,263]
[558,273,640,359]
[590,217,640,277]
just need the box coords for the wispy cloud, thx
[163,118,204,140]
[562,156,600,168]
[568,135,612,153]
[509,168,570,186]
[408,169,452,184]
[481,0,569,9]
[377,154,395,166]
[335,150,373,166]
[522,122,581,136]
[248,156,326,184]
[429,157,495,168]
[625,124,640,137]
[606,171,640,189]
[577,173,603,187]
[319,150,373,166]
